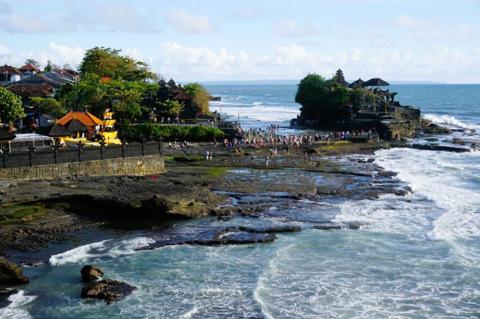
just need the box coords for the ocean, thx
[2,84,480,318]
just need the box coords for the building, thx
[19,63,40,79]
[0,65,21,86]
[50,111,103,142]
[6,70,76,103]
[49,110,121,145]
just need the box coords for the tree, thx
[44,60,54,72]
[0,87,25,124]
[295,73,351,125]
[159,99,183,118]
[184,83,210,115]
[107,81,143,122]
[24,59,40,68]
[30,97,67,118]
[79,47,157,81]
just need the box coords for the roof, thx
[11,133,53,143]
[8,73,64,88]
[49,124,70,137]
[7,83,55,98]
[365,78,389,86]
[19,64,40,73]
[0,65,21,75]
[349,78,365,89]
[56,111,103,127]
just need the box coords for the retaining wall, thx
[0,155,164,181]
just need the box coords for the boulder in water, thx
[81,279,136,304]
[0,257,29,287]
[80,265,104,283]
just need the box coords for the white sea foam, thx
[340,148,480,242]
[179,306,200,319]
[424,113,480,131]
[210,103,299,123]
[49,237,155,266]
[0,290,36,319]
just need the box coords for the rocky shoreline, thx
[0,135,475,290]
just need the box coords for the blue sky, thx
[0,0,479,83]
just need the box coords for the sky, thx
[0,0,479,83]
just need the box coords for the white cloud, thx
[0,44,9,56]
[0,42,84,68]
[273,20,318,38]
[395,15,474,40]
[154,41,480,82]
[0,3,161,33]
[167,10,216,34]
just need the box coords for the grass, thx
[0,203,49,225]
[207,167,228,178]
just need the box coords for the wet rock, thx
[0,257,29,287]
[225,225,302,234]
[81,265,104,283]
[451,138,466,145]
[410,144,469,153]
[81,279,136,304]
[313,222,362,231]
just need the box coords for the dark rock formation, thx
[224,225,302,234]
[410,144,470,153]
[81,265,104,283]
[81,279,137,304]
[0,257,29,287]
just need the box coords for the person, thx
[209,151,213,161]
[265,156,270,168]
[206,150,210,160]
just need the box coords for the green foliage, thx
[24,59,40,68]
[30,97,67,118]
[159,99,183,117]
[117,124,225,142]
[0,87,25,124]
[295,73,351,125]
[79,47,157,81]
[55,74,157,122]
[184,83,210,114]
[108,80,143,122]
[43,60,56,72]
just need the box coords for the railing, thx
[0,141,164,169]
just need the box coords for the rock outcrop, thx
[0,257,29,287]
[81,265,104,283]
[81,279,136,304]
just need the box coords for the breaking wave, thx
[424,113,479,131]
[49,237,155,266]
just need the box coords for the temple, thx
[49,110,121,146]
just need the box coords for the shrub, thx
[117,124,225,142]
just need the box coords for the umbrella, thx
[349,78,365,89]
[364,78,389,87]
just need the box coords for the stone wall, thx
[0,155,164,181]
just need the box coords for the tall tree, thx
[295,73,350,125]
[24,59,40,68]
[79,47,157,81]
[0,87,25,124]
[184,83,210,114]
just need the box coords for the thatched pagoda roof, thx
[364,78,389,86]
[349,78,365,89]
[56,111,103,127]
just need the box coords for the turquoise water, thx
[2,84,480,318]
